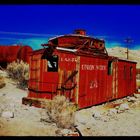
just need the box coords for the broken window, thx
[47,55,58,72]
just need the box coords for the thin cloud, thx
[0,31,59,37]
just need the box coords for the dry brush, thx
[41,95,77,129]
[6,60,29,89]
[0,74,6,89]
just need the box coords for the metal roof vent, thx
[74,29,86,35]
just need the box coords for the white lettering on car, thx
[81,64,106,71]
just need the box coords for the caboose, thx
[22,29,137,109]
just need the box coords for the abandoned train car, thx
[0,45,33,68]
[22,29,137,109]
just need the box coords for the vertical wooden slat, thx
[75,56,80,105]
[116,61,118,98]
[58,68,63,95]
[112,62,115,98]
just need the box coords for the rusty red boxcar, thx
[0,45,33,67]
[22,29,137,109]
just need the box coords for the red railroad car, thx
[22,29,137,109]
[0,45,33,67]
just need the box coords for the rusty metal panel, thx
[0,46,8,62]
[117,60,136,99]
[78,56,108,108]
[17,45,33,63]
[0,45,32,64]
[28,54,41,94]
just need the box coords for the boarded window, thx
[108,61,113,75]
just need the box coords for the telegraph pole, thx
[124,37,133,59]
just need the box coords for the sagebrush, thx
[7,60,29,89]
[0,75,6,89]
[41,95,77,129]
[136,80,140,89]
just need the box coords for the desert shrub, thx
[136,79,140,89]
[0,75,6,89]
[41,95,77,129]
[0,75,6,88]
[6,60,29,89]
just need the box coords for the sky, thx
[0,5,140,50]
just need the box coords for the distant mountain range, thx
[106,47,140,68]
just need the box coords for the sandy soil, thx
[0,76,59,136]
[0,70,140,136]
[75,99,140,136]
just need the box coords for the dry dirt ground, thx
[0,70,140,136]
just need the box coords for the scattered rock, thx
[117,103,129,113]
[61,129,72,135]
[86,126,91,129]
[107,108,117,116]
[127,97,137,102]
[117,110,123,114]
[103,118,109,122]
[1,111,14,118]
[92,111,101,120]
[134,93,140,98]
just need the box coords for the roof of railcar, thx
[48,34,105,42]
[118,57,137,63]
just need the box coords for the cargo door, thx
[112,60,118,99]
[42,55,59,99]
[107,60,113,101]
[28,54,41,97]
[127,65,133,96]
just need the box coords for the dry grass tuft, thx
[6,60,29,89]
[136,80,140,89]
[0,75,6,89]
[41,95,77,129]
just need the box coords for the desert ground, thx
[0,69,140,136]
